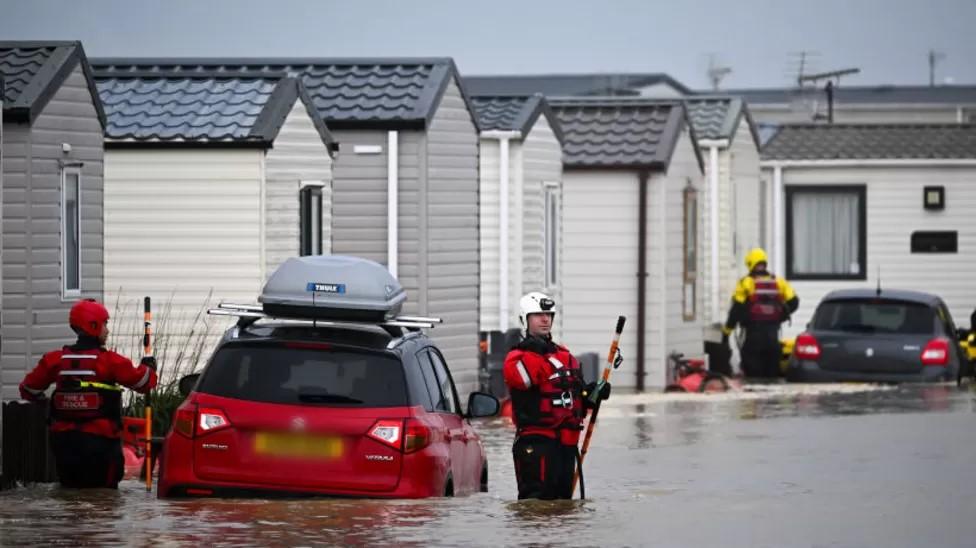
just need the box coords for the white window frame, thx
[543,182,559,288]
[299,180,325,257]
[61,166,82,299]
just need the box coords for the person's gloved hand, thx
[140,356,157,370]
[582,381,611,407]
[721,326,733,346]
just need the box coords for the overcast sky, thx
[2,0,972,89]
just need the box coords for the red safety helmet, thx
[69,299,110,337]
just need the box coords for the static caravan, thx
[761,123,976,337]
[94,70,336,364]
[550,98,706,390]
[0,41,106,402]
[469,94,564,345]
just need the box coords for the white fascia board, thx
[481,130,523,140]
[697,138,729,148]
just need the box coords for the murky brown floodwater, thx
[3,383,976,547]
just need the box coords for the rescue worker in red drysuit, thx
[722,248,799,378]
[503,292,610,500]
[19,299,158,488]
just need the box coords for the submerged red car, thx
[158,320,499,498]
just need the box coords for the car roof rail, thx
[209,302,443,334]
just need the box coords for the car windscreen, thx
[812,299,936,335]
[196,343,408,407]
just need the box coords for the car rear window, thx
[196,343,408,407]
[812,299,936,334]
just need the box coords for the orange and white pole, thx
[572,315,626,498]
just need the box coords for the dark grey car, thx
[786,289,968,383]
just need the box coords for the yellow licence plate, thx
[253,432,343,459]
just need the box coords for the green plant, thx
[109,289,220,435]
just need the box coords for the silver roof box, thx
[259,255,406,322]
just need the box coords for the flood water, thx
[3,383,975,547]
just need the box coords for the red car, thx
[157,319,499,498]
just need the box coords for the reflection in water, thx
[633,404,652,449]
[2,384,975,547]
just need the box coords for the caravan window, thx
[786,185,867,280]
[62,168,82,298]
[300,184,323,256]
[544,183,559,287]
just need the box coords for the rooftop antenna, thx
[798,67,861,123]
[707,54,732,91]
[928,50,946,87]
[787,51,821,87]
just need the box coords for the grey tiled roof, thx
[0,41,106,126]
[684,96,760,147]
[92,58,477,130]
[469,94,563,142]
[466,73,691,97]
[95,74,335,148]
[0,45,55,103]
[549,98,698,170]
[761,124,976,160]
[718,85,976,105]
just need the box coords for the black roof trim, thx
[249,77,337,154]
[417,62,452,127]
[92,69,289,80]
[105,139,271,150]
[324,118,427,131]
[562,161,669,171]
[296,80,338,155]
[250,76,300,142]
[92,56,459,67]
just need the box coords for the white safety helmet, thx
[518,291,556,334]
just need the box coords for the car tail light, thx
[173,406,196,438]
[368,419,402,449]
[197,408,231,436]
[921,338,950,366]
[794,333,821,360]
[403,419,431,453]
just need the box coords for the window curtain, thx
[792,192,860,275]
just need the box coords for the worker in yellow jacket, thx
[722,248,799,378]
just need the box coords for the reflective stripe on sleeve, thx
[132,368,152,390]
[22,384,45,395]
[516,360,532,389]
[547,356,564,369]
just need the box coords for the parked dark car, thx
[786,289,969,383]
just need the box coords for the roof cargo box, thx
[259,256,407,322]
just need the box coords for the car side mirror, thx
[465,391,500,418]
[178,373,200,398]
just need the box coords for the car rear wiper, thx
[297,392,363,404]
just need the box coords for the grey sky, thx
[2,0,972,89]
